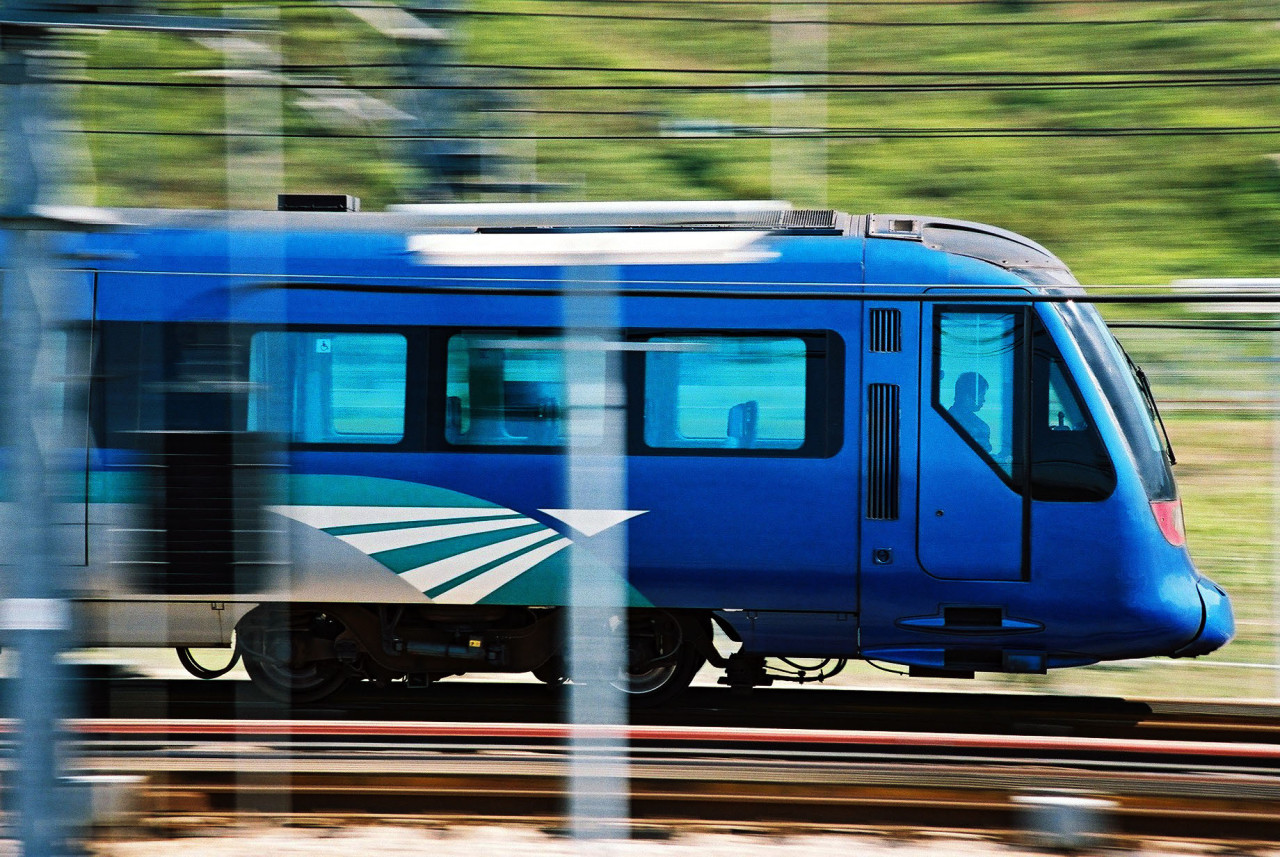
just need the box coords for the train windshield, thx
[1053,300,1177,501]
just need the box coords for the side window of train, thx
[94,322,248,445]
[641,335,810,453]
[443,332,605,447]
[1030,317,1116,501]
[247,331,407,444]
[934,310,1023,478]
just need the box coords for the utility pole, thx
[0,5,247,854]
[347,1,560,199]
[771,0,827,207]
[1,34,69,857]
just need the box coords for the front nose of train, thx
[1173,576,1235,658]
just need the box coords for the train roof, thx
[44,200,1077,285]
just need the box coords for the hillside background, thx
[68,0,1280,285]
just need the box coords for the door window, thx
[934,310,1023,477]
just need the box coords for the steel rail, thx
[54,677,1280,744]
[34,718,1280,842]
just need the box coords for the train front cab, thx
[856,290,1234,676]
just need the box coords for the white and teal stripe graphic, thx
[269,503,572,604]
[267,475,652,607]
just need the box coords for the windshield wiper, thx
[1121,346,1177,467]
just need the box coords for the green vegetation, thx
[62,0,1280,284]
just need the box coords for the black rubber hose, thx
[176,646,241,679]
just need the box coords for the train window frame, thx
[437,328,608,451]
[94,321,252,446]
[1054,302,1173,501]
[628,328,843,459]
[247,324,426,453]
[426,327,842,458]
[930,305,1116,502]
[248,329,413,447]
[91,322,427,453]
[1028,311,1117,502]
[931,305,1029,491]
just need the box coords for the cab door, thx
[917,304,1029,581]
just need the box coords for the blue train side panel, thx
[67,208,1232,688]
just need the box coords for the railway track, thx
[35,715,1280,842]
[67,675,1280,743]
[14,676,1278,842]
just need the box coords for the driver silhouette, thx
[949,371,991,453]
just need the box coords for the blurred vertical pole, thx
[223,1,284,607]
[225,5,281,212]
[222,1,287,820]
[399,0,462,198]
[1274,324,1280,699]
[565,266,629,841]
[0,15,71,857]
[771,1,827,206]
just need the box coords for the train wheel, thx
[610,612,706,708]
[242,651,348,704]
[236,607,350,704]
[532,655,567,685]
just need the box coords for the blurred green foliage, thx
[61,0,1280,285]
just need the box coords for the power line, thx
[78,61,1280,78]
[410,10,1278,27]
[1111,322,1280,332]
[173,2,1280,27]
[72,124,1280,139]
[209,0,1240,6]
[496,0,1263,5]
[61,76,1280,92]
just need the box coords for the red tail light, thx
[1151,499,1186,547]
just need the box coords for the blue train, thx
[57,198,1231,703]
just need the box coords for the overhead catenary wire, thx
[176,3,1280,27]
[70,125,1280,138]
[1110,322,1280,332]
[208,0,1264,6]
[78,62,1280,78]
[54,76,1280,92]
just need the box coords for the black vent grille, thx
[869,308,902,352]
[779,209,837,229]
[278,193,360,212]
[867,383,901,520]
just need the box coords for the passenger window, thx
[643,336,806,450]
[935,311,1021,476]
[247,331,407,444]
[444,333,604,447]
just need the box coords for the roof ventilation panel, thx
[779,209,838,229]
[277,193,361,213]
